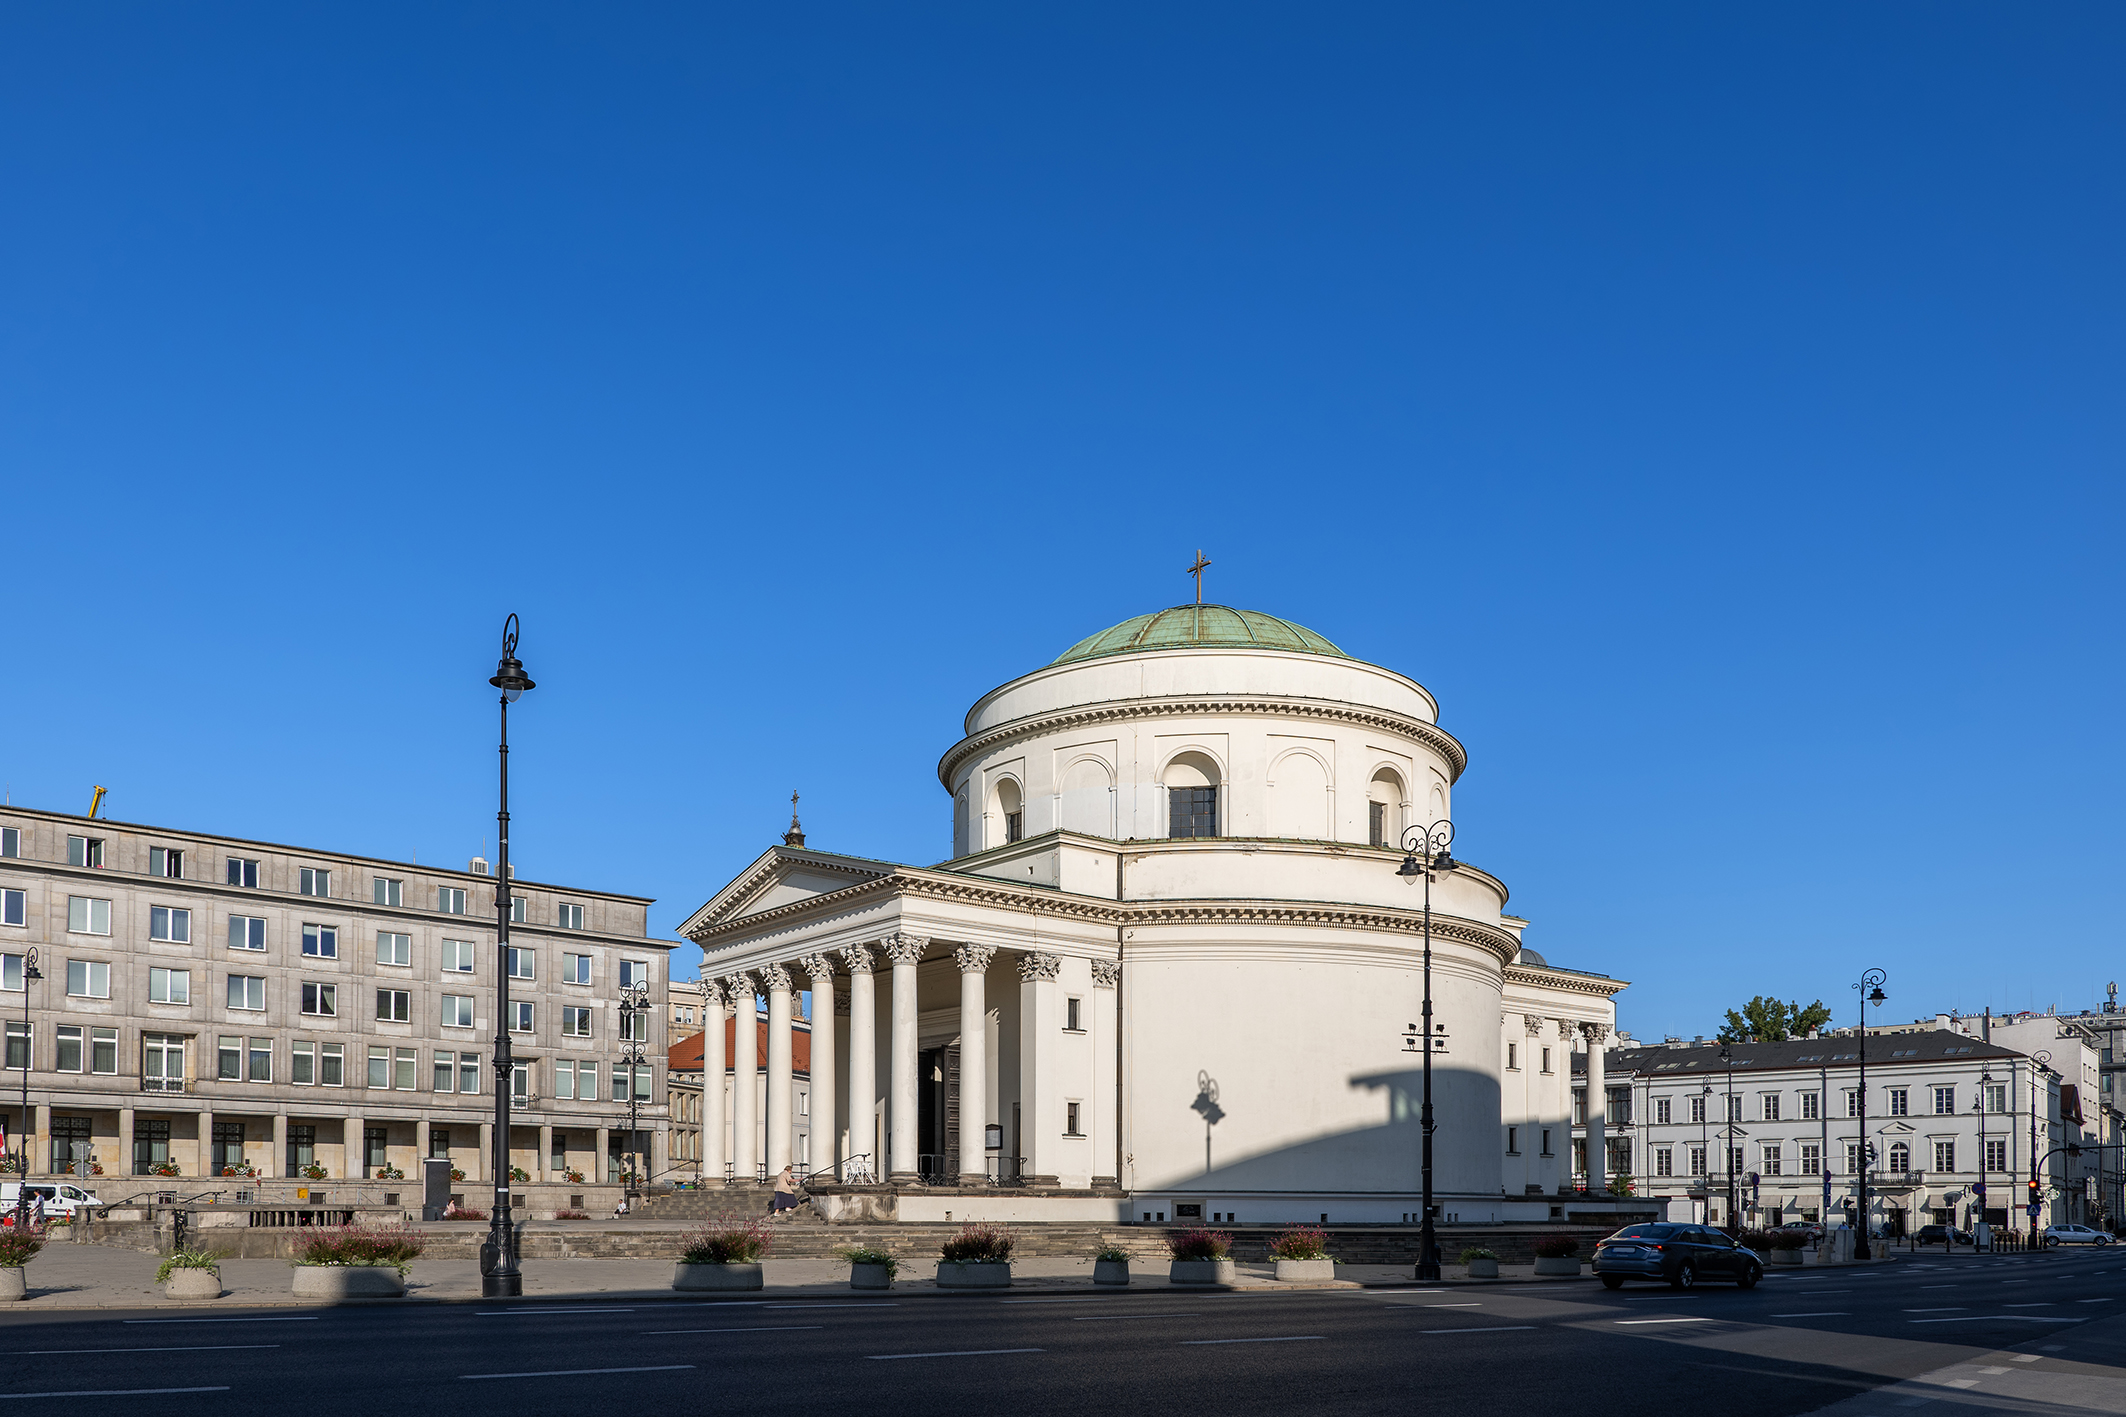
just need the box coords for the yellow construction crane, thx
[87,785,105,819]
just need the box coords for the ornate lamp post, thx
[1974,1071,1994,1240]
[1721,1042,1738,1231]
[1396,819,1456,1282]
[483,615,535,1299]
[13,948,38,1215]
[1852,969,1887,1259]
[618,984,651,1195]
[1698,1082,1714,1220]
[2029,1049,2052,1241]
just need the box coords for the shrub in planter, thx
[509,1165,530,1182]
[158,1248,222,1300]
[1167,1227,1236,1286]
[0,1226,42,1301]
[1093,1245,1131,1287]
[561,1168,585,1184]
[1532,1235,1581,1275]
[676,1220,771,1291]
[299,1163,328,1181]
[1269,1225,1335,1281]
[1737,1229,1772,1254]
[373,1164,405,1181]
[839,1245,899,1290]
[148,1161,182,1178]
[449,1168,467,1183]
[1769,1230,1809,1251]
[1461,1246,1500,1279]
[442,1203,488,1221]
[555,1209,589,1220]
[291,1225,422,1299]
[938,1225,1014,1288]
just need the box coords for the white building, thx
[680,602,1633,1225]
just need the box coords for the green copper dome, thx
[1052,605,1351,666]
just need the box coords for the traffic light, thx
[2028,1178,2041,1206]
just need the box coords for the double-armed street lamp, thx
[1396,820,1456,1282]
[618,985,652,1195]
[483,616,535,1299]
[1852,969,1887,1260]
[12,949,39,1222]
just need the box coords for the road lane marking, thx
[477,1308,635,1316]
[2004,1303,2055,1308]
[121,1318,319,1325]
[462,1365,694,1380]
[866,1349,1042,1360]
[2078,1298,2114,1303]
[1945,1379,1979,1389]
[1976,1367,2009,1375]
[0,1388,230,1400]
[1070,1313,1200,1322]
[1771,1312,1849,1318]
[1905,1308,1966,1312]
[9,1345,279,1355]
[2011,1355,2040,1363]
[1181,1337,1324,1345]
[644,1327,822,1335]
[1616,1318,1710,1326]
[1423,1304,1481,1309]
[765,1303,898,1310]
[1908,1316,2084,1324]
[1419,1326,1534,1334]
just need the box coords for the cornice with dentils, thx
[936,695,1469,792]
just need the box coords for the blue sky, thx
[2,5,2120,1038]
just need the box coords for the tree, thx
[1718,995,1834,1043]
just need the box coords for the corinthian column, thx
[701,980,727,1183]
[1018,952,1063,1187]
[954,944,998,1184]
[1090,959,1120,1188]
[1583,1023,1609,1194]
[762,963,794,1176]
[725,973,757,1183]
[841,943,877,1180]
[882,934,928,1183]
[800,954,838,1178]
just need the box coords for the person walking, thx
[769,1164,801,1220]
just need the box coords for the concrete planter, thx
[936,1261,1011,1289]
[1169,1259,1237,1287]
[0,1266,23,1301]
[1747,1250,1772,1269]
[292,1265,405,1299]
[1533,1256,1582,1276]
[1092,1259,1131,1287]
[1466,1257,1500,1279]
[1274,1258,1335,1282]
[673,1262,764,1292]
[1769,1249,1804,1266]
[850,1263,894,1291]
[163,1268,222,1300]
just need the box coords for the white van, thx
[0,1182,103,1219]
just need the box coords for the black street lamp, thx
[1974,1071,1994,1239]
[483,615,535,1299]
[618,984,651,1196]
[1852,968,1887,1260]
[1721,1042,1737,1231]
[1396,819,1456,1282]
[1698,1082,1713,1216]
[12,948,38,1219]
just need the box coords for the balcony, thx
[1876,1170,1926,1190]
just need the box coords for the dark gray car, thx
[1593,1223,1763,1290]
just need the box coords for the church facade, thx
[681,604,1626,1224]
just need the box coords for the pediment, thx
[681,847,899,938]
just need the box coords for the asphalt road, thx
[0,1249,2119,1414]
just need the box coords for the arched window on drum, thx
[994,778,1024,845]
[1163,752,1220,839]
[1367,769,1405,848]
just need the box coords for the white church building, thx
[681,603,1628,1225]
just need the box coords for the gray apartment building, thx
[0,805,674,1193]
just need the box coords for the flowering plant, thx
[1460,1247,1499,1263]
[449,1168,467,1182]
[219,1163,258,1178]
[1268,1225,1330,1261]
[561,1168,584,1184]
[1166,1228,1232,1262]
[940,1224,1015,1264]
[299,1163,328,1180]
[1532,1235,1580,1259]
[0,1226,44,1265]
[293,1225,423,1276]
[148,1161,182,1178]
[509,1165,530,1182]
[374,1164,404,1181]
[837,1245,898,1278]
[681,1220,773,1265]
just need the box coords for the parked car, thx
[1914,1224,1973,1247]
[1593,1223,1764,1290]
[2042,1224,2114,1247]
[0,1181,102,1219]
[1774,1223,1824,1244]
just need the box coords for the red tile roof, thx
[668,1017,810,1076]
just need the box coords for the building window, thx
[301,924,338,959]
[396,1048,416,1091]
[228,916,266,951]
[438,887,467,914]
[1506,1042,1518,1071]
[143,1034,184,1091]
[225,857,259,888]
[1844,1089,1862,1118]
[1065,1101,1083,1136]
[1506,1125,1520,1155]
[1887,1141,1910,1173]
[0,827,16,857]
[1606,1087,1630,1126]
[1167,786,1218,839]
[555,1059,579,1099]
[300,868,330,897]
[1762,1094,1780,1122]
[1654,1147,1672,1176]
[1572,1089,1585,1125]
[1689,1094,1706,1124]
[368,1046,390,1088]
[620,960,649,989]
[148,967,189,1004]
[512,1062,531,1102]
[1368,800,1387,848]
[66,897,111,936]
[1722,1093,1741,1123]
[55,1025,83,1072]
[1985,1138,2006,1171]
[373,876,403,907]
[1,890,20,928]
[511,895,527,923]
[1800,1091,1820,1120]
[1540,1047,1552,1073]
[1762,1145,1783,1176]
[442,939,476,973]
[301,982,337,1017]
[1540,1128,1553,1157]
[1933,1086,1955,1115]
[557,902,584,930]
[149,847,184,878]
[442,995,473,1028]
[51,1115,90,1171]
[66,959,110,998]
[507,947,534,980]
[1728,1146,1745,1175]
[217,1035,242,1081]
[67,835,105,868]
[248,1037,272,1082]
[1066,997,1082,1032]
[1934,1140,1955,1172]
[377,932,410,967]
[620,1009,647,1042]
[227,975,265,1010]
[285,1124,316,1178]
[562,1006,591,1037]
[1887,1088,1909,1117]
[1800,1142,1821,1175]
[1983,1083,2007,1113]
[1005,810,1024,843]
[563,953,592,985]
[433,1128,453,1159]
[377,988,410,1023]
[293,1040,315,1084]
[1688,1145,1706,1176]
[459,1052,481,1094]
[433,1051,456,1092]
[211,1120,246,1172]
[511,1001,534,1033]
[1654,1097,1671,1125]
[149,906,191,943]
[365,1127,388,1169]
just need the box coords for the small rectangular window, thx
[507,946,534,980]
[227,916,266,951]
[554,1059,575,1099]
[1004,811,1024,843]
[1506,1041,1518,1071]
[1654,1097,1671,1125]
[1655,1146,1673,1176]
[459,1051,481,1094]
[1506,1124,1519,1154]
[1167,785,1218,839]
[0,890,20,928]
[217,1035,241,1081]
[395,1047,416,1091]
[620,959,649,989]
[92,1026,116,1074]
[1934,1086,1955,1115]
[441,939,476,973]
[563,1006,591,1037]
[563,953,592,985]
[1800,1143,1821,1175]
[1762,1145,1783,1176]
[367,1045,389,1088]
[150,846,185,878]
[0,827,16,858]
[292,1040,315,1085]
[301,924,338,958]
[1934,1140,1956,1172]
[578,1061,601,1101]
[1065,997,1082,1032]
[373,876,403,907]
[1689,1094,1706,1123]
[301,982,337,1017]
[66,959,110,998]
[1762,1094,1780,1122]
[376,931,410,967]
[557,902,584,930]
[56,1025,82,1072]
[148,967,190,1004]
[67,835,105,868]
[511,1001,533,1033]
[1368,800,1387,848]
[1065,1100,1082,1136]
[227,974,264,1010]
[149,906,191,943]
[377,989,410,1023]
[620,1009,647,1042]
[433,1051,456,1092]
[300,867,330,897]
[442,995,473,1029]
[248,1037,272,1082]
[1887,1088,1909,1117]
[438,887,467,914]
[225,857,259,888]
[320,1042,344,1087]
[1540,1047,1552,1074]
[511,895,527,923]
[66,897,111,936]
[1801,1091,1820,1120]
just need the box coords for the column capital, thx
[700,979,727,1012]
[1090,960,1120,988]
[758,962,792,992]
[881,933,928,967]
[1582,1022,1610,1046]
[1017,951,1062,983]
[797,953,835,985]
[838,942,875,974]
[953,943,998,974]
[1522,1012,1545,1036]
[722,972,755,999]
